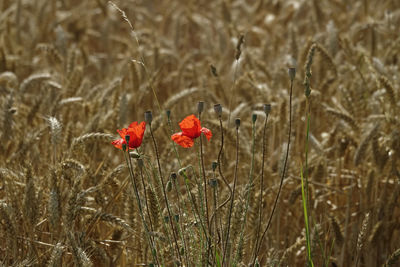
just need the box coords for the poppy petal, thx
[128,121,146,148]
[128,121,138,128]
[117,128,128,139]
[171,132,195,148]
[179,114,201,139]
[111,139,125,149]
[200,127,212,141]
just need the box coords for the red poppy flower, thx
[171,114,212,148]
[112,121,146,150]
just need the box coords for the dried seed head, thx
[288,67,296,81]
[214,104,222,117]
[144,111,153,124]
[235,34,245,60]
[263,104,271,115]
[197,101,204,114]
[252,113,257,123]
[235,118,241,129]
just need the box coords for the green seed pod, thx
[144,110,153,124]
[211,161,218,171]
[252,113,257,123]
[197,101,204,114]
[263,104,271,115]
[214,104,222,117]
[288,67,296,81]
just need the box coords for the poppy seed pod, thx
[235,118,241,129]
[166,110,171,120]
[211,161,218,171]
[214,104,222,117]
[263,104,271,115]
[209,178,218,187]
[144,111,153,124]
[288,67,296,82]
[125,135,130,143]
[197,101,204,114]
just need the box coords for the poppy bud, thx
[144,111,153,124]
[170,172,177,182]
[178,167,187,176]
[252,113,257,123]
[209,178,218,187]
[129,151,140,158]
[166,110,171,120]
[305,87,311,97]
[235,118,241,129]
[214,104,222,118]
[263,104,271,115]
[197,101,204,114]
[166,180,172,192]
[163,215,170,223]
[288,67,296,82]
[211,161,218,171]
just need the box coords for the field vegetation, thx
[0,0,399,266]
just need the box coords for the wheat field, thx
[0,0,399,266]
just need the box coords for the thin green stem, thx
[253,78,293,263]
[222,123,240,267]
[301,165,314,267]
[253,112,269,262]
[304,97,313,266]
[199,112,211,264]
[233,117,258,266]
[149,124,182,264]
[124,149,160,266]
